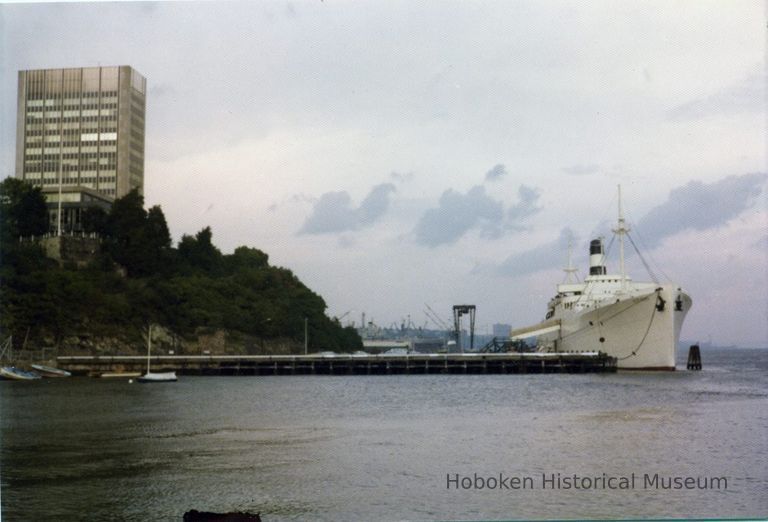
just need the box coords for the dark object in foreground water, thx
[687,344,702,370]
[183,510,261,521]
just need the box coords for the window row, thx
[26,117,118,128]
[26,113,119,121]
[25,147,118,158]
[26,102,117,112]
[26,161,118,171]
[26,94,118,105]
[37,177,117,186]
[26,110,118,118]
[25,135,117,144]
[25,123,118,132]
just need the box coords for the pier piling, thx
[687,344,702,370]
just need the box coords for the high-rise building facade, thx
[15,66,146,199]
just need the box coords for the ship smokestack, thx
[589,239,606,275]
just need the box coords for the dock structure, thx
[57,352,616,376]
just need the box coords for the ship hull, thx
[538,285,691,370]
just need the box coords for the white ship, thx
[509,187,692,370]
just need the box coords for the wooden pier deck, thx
[57,352,616,376]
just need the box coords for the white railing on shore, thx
[19,231,101,242]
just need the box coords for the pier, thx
[57,352,616,376]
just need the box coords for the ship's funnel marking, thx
[589,238,607,275]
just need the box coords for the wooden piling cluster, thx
[687,344,702,370]
[56,352,617,376]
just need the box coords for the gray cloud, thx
[495,228,577,277]
[413,183,541,247]
[636,173,766,248]
[298,183,396,235]
[356,183,398,226]
[667,72,765,121]
[562,163,600,176]
[148,83,176,98]
[268,193,316,213]
[485,164,507,182]
[337,235,357,248]
[413,186,503,246]
[491,173,766,276]
[390,171,414,183]
[508,185,540,223]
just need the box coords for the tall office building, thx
[15,66,146,232]
[15,66,146,198]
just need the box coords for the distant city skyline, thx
[1,1,765,346]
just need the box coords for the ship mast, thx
[563,238,579,283]
[612,184,630,291]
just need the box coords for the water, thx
[2,347,767,521]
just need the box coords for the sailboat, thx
[137,324,177,383]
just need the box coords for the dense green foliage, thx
[0,181,361,353]
[0,178,48,240]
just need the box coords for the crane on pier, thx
[452,305,476,352]
[333,310,352,325]
[424,303,451,331]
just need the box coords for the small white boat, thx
[30,364,71,377]
[137,324,178,383]
[0,366,42,381]
[99,372,142,379]
[137,371,177,383]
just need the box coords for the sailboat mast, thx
[146,323,152,374]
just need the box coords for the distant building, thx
[492,323,512,338]
[41,186,113,234]
[15,66,147,232]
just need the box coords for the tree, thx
[81,206,108,235]
[177,226,223,275]
[104,189,147,274]
[146,206,171,250]
[0,177,48,241]
[225,246,269,272]
[0,180,364,354]
[104,189,173,277]
[145,205,173,275]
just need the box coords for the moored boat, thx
[137,324,178,383]
[0,366,42,381]
[30,364,72,377]
[99,372,142,378]
[137,371,178,383]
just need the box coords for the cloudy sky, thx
[1,1,766,346]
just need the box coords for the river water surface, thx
[2,347,767,521]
